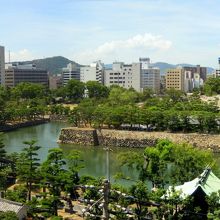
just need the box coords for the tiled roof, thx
[0,198,24,213]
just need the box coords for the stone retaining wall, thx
[58,128,220,152]
[58,127,99,146]
[50,114,68,122]
[0,119,49,132]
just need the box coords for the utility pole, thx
[102,179,110,220]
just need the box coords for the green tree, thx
[0,211,19,220]
[12,82,45,100]
[204,77,220,96]
[129,181,149,220]
[65,79,85,102]
[16,140,41,201]
[0,133,6,159]
[40,148,66,216]
[86,81,109,99]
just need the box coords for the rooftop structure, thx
[0,198,27,220]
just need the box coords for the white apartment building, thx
[62,63,80,85]
[0,46,5,86]
[80,60,104,84]
[104,62,141,91]
[139,58,160,93]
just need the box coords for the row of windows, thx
[109,81,126,84]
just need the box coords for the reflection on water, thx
[2,122,140,185]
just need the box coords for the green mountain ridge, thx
[15,56,214,75]
[20,56,81,75]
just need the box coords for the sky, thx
[0,0,220,67]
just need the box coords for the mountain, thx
[15,56,214,75]
[19,56,80,75]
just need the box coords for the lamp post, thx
[102,145,111,219]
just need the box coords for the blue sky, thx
[0,0,219,67]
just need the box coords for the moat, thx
[2,122,139,183]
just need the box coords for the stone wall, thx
[58,127,220,152]
[98,129,220,152]
[58,127,99,146]
[0,119,49,132]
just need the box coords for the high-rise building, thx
[62,63,80,86]
[139,58,160,93]
[104,62,141,91]
[80,60,104,84]
[5,63,48,87]
[183,65,207,82]
[0,46,5,86]
[165,68,184,91]
[215,58,220,77]
[184,71,193,92]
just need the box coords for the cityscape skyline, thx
[0,0,220,67]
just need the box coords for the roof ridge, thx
[0,198,23,206]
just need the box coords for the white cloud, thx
[73,33,172,64]
[10,49,34,62]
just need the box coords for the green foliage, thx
[12,82,45,100]
[0,211,18,220]
[204,77,220,96]
[118,140,216,187]
[129,181,149,219]
[16,140,41,201]
[65,79,85,102]
[41,148,67,216]
[86,81,109,99]
[5,185,28,203]
[0,133,6,159]
[207,190,220,218]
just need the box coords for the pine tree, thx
[17,140,41,201]
[0,133,6,159]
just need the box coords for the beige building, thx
[165,68,184,91]
[0,46,5,86]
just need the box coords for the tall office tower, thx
[139,58,160,93]
[104,62,141,91]
[62,63,80,86]
[216,58,220,77]
[5,63,48,87]
[184,71,193,92]
[80,60,104,84]
[183,65,207,82]
[165,68,184,91]
[0,46,5,86]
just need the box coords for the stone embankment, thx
[49,115,68,122]
[58,127,99,146]
[0,119,49,132]
[58,127,220,152]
